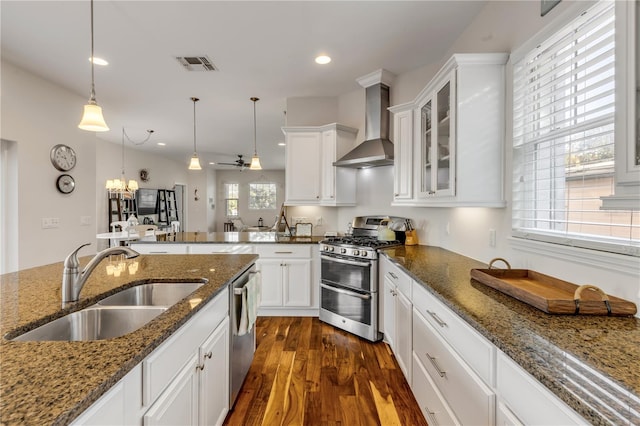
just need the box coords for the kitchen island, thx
[0,253,257,425]
[380,245,640,425]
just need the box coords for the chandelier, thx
[106,127,153,198]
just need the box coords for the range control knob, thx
[328,246,334,252]
[361,251,368,257]
[353,250,359,256]
[340,248,347,254]
[322,245,328,251]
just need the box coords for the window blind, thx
[512,1,639,255]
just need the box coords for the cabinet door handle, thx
[426,310,447,328]
[196,363,205,371]
[205,351,213,359]
[428,191,436,195]
[426,352,446,378]
[388,272,398,280]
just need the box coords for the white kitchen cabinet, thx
[496,351,585,426]
[390,53,508,207]
[496,401,524,426]
[411,352,459,426]
[413,307,495,426]
[71,365,142,426]
[417,71,456,199]
[189,244,254,254]
[255,244,316,315]
[144,352,199,426]
[199,317,230,426]
[283,124,358,206]
[389,103,414,203]
[379,256,412,382]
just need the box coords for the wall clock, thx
[50,144,77,171]
[56,174,75,194]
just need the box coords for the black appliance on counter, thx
[318,216,408,342]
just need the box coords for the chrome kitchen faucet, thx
[62,243,139,303]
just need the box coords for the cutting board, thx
[470,260,637,316]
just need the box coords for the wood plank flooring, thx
[223,317,428,426]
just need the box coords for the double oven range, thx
[319,216,406,342]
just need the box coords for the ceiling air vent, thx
[176,56,217,72]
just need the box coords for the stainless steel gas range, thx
[319,216,408,342]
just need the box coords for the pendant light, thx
[249,97,262,170]
[188,97,202,170]
[78,0,109,132]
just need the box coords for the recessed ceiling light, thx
[89,57,108,66]
[315,55,331,65]
[278,142,286,146]
[157,142,166,146]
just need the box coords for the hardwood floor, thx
[223,317,428,426]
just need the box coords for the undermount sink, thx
[97,282,205,307]
[11,282,205,342]
[11,306,167,342]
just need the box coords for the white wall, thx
[1,61,99,270]
[215,169,285,231]
[95,141,192,250]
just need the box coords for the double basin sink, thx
[12,282,205,342]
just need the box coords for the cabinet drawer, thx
[380,257,412,298]
[413,308,495,426]
[255,244,310,258]
[412,281,494,385]
[143,288,228,405]
[189,244,253,254]
[411,352,459,426]
[497,351,584,425]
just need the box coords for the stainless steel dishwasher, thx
[229,264,257,407]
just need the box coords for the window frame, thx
[224,182,239,217]
[248,182,277,211]
[510,0,639,257]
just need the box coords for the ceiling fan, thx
[218,154,249,170]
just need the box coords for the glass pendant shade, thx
[249,97,262,170]
[78,102,109,132]
[189,154,202,170]
[249,155,262,170]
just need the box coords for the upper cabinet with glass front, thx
[393,53,508,207]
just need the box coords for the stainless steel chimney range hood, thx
[334,69,396,168]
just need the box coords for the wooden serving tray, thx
[470,258,637,316]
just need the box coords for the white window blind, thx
[512,1,639,255]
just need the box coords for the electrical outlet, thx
[445,222,450,236]
[41,218,60,229]
[489,228,496,247]
[316,216,323,226]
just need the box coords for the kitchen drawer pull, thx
[424,407,439,425]
[426,352,447,378]
[149,251,168,254]
[426,310,447,328]
[274,251,293,254]
[388,272,398,280]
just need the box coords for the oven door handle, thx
[321,283,371,300]
[320,255,371,268]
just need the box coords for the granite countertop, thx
[380,245,640,426]
[148,231,324,244]
[0,253,258,425]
